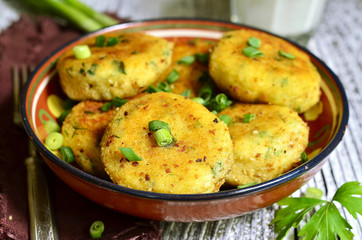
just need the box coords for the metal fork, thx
[13,65,59,240]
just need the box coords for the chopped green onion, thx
[192,97,205,105]
[45,132,64,150]
[112,97,127,108]
[149,120,170,132]
[95,35,106,47]
[198,82,213,104]
[208,93,232,112]
[242,113,255,123]
[58,110,71,125]
[181,89,191,98]
[113,60,126,74]
[237,182,258,189]
[194,53,209,64]
[157,81,171,92]
[63,98,77,110]
[279,50,295,59]
[89,220,105,239]
[44,120,61,134]
[154,128,174,147]
[146,86,162,93]
[166,69,180,84]
[60,146,75,163]
[118,147,142,161]
[212,162,223,177]
[304,187,323,199]
[242,46,264,58]
[218,115,231,126]
[301,151,308,163]
[198,71,210,83]
[177,56,195,65]
[63,0,118,27]
[106,37,120,46]
[73,45,91,59]
[247,37,261,48]
[131,51,138,54]
[211,110,218,115]
[100,102,112,112]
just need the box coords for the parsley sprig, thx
[272,181,362,240]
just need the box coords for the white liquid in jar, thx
[230,0,328,37]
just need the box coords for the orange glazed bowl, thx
[20,19,348,222]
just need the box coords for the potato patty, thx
[61,101,114,177]
[154,38,213,98]
[209,29,321,113]
[218,103,309,186]
[100,92,233,194]
[57,32,173,100]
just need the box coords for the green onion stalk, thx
[20,0,120,32]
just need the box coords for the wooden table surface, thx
[1,0,361,239]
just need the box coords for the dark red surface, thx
[0,15,160,240]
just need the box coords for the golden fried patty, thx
[218,103,309,186]
[209,29,321,113]
[100,92,233,194]
[154,38,213,98]
[57,32,173,101]
[61,101,114,177]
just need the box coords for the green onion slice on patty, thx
[118,147,142,161]
[73,45,91,59]
[60,146,75,163]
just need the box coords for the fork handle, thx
[25,155,59,240]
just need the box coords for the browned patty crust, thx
[100,92,234,194]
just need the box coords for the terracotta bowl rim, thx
[20,18,349,202]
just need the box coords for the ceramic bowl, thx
[21,19,348,222]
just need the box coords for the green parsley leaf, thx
[273,182,362,240]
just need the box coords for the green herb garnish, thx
[89,220,105,239]
[119,147,143,161]
[208,93,232,112]
[157,81,171,92]
[106,37,120,46]
[237,182,258,189]
[73,45,91,59]
[181,89,191,98]
[148,120,171,132]
[301,151,308,163]
[194,53,209,64]
[60,146,75,163]
[113,60,126,74]
[148,120,175,147]
[177,56,195,65]
[154,128,174,147]
[86,63,98,75]
[279,50,295,59]
[272,182,362,240]
[248,37,261,48]
[242,46,264,58]
[242,113,255,123]
[218,114,231,126]
[95,35,106,47]
[166,69,180,84]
